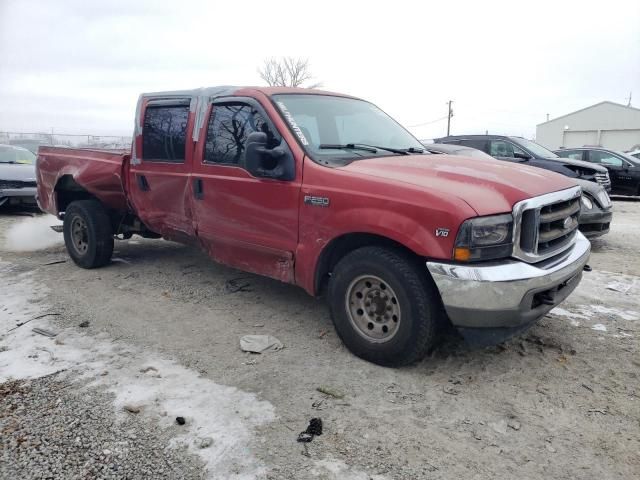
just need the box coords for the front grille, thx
[0,180,37,189]
[513,187,582,263]
[594,172,611,189]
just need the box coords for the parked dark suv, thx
[435,135,613,238]
[554,147,640,196]
[436,135,611,191]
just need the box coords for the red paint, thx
[36,87,577,295]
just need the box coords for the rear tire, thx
[328,246,445,367]
[63,200,114,269]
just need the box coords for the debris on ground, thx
[124,404,141,414]
[606,282,632,293]
[240,335,283,353]
[316,386,345,399]
[197,436,213,449]
[41,259,66,266]
[297,418,323,443]
[176,416,186,425]
[32,327,57,337]
[225,277,252,293]
[78,320,90,328]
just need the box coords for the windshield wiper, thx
[319,143,378,153]
[400,147,424,154]
[319,143,415,155]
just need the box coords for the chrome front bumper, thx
[426,232,591,334]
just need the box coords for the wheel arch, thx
[313,232,426,296]
[55,174,98,213]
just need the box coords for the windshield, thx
[0,146,36,164]
[512,137,559,159]
[272,94,424,164]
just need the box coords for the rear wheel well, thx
[314,233,424,296]
[55,175,96,213]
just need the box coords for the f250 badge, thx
[435,228,449,237]
[304,195,330,207]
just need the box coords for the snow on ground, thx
[0,260,275,479]
[3,214,63,251]
[0,259,380,480]
[550,268,638,336]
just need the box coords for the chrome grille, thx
[594,171,611,190]
[513,187,582,263]
[0,180,37,189]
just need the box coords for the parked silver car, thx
[0,144,38,207]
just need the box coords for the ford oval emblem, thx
[563,217,572,229]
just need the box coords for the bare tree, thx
[258,57,322,88]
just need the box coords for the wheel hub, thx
[70,216,89,255]
[346,275,401,343]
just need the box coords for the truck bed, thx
[36,146,130,215]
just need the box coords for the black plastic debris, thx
[78,321,90,328]
[297,418,323,443]
[225,277,252,293]
[176,416,186,425]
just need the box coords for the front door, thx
[191,99,301,283]
[587,150,632,195]
[128,98,196,243]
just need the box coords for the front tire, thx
[63,200,114,269]
[328,246,445,367]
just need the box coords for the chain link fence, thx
[0,131,132,153]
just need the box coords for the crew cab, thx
[36,87,591,366]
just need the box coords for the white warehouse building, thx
[536,101,640,152]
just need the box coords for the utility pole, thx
[627,91,632,107]
[446,100,453,136]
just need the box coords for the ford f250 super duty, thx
[36,86,591,366]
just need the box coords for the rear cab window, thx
[142,103,190,163]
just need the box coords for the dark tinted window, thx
[205,104,275,165]
[142,105,189,162]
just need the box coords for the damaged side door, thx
[191,98,300,283]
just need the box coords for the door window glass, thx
[589,151,623,166]
[489,140,525,157]
[142,105,189,162]
[557,150,583,160]
[204,104,276,165]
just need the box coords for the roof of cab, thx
[139,85,356,100]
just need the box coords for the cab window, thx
[142,104,189,163]
[204,103,277,165]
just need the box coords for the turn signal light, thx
[454,247,471,261]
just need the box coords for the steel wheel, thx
[345,274,401,343]
[70,216,89,255]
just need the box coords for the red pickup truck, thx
[36,86,590,366]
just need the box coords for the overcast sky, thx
[1,0,639,140]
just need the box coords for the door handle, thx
[194,178,204,200]
[136,174,150,191]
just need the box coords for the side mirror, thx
[513,152,531,160]
[245,132,294,181]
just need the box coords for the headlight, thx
[596,190,611,208]
[453,213,513,262]
[581,195,593,210]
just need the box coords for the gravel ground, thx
[1,200,639,479]
[0,373,205,480]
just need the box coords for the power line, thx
[406,116,449,128]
